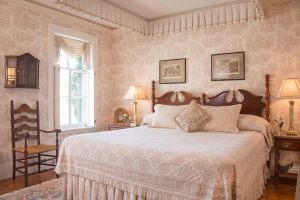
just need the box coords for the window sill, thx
[47,127,100,137]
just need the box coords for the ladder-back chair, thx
[10,100,61,187]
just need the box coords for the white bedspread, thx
[56,126,271,200]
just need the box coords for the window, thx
[48,25,98,131]
[51,33,96,130]
[57,49,94,130]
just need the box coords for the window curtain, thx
[54,35,90,68]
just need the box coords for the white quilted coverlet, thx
[56,126,270,200]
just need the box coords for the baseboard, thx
[0,162,13,180]
[0,162,40,181]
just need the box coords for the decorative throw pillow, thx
[175,101,211,132]
[151,104,187,128]
[200,104,242,133]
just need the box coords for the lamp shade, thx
[123,86,148,100]
[277,78,300,99]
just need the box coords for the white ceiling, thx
[106,0,236,19]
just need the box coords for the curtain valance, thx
[54,36,90,67]
[52,0,264,37]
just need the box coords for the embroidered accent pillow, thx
[175,101,212,132]
[151,104,187,128]
[200,104,242,133]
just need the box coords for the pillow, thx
[151,104,187,128]
[200,104,242,133]
[237,114,274,137]
[237,114,274,157]
[141,112,155,126]
[175,101,211,132]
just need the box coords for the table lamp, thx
[277,78,300,135]
[124,86,147,126]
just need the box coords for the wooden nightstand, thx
[108,123,130,130]
[274,135,300,185]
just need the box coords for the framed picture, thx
[159,58,186,84]
[211,52,245,81]
[114,108,129,123]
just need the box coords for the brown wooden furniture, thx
[151,74,271,121]
[5,53,39,88]
[108,123,130,130]
[11,100,61,187]
[274,135,300,185]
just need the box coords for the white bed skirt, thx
[62,164,267,200]
[62,174,146,200]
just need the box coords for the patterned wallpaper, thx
[0,0,299,180]
[111,0,300,134]
[0,0,113,179]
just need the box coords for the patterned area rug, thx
[0,178,62,200]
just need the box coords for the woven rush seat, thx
[13,144,56,154]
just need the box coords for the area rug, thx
[0,178,62,200]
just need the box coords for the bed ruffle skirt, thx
[62,174,147,200]
[61,163,267,200]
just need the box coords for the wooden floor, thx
[0,171,296,199]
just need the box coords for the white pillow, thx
[237,114,274,158]
[141,112,155,126]
[237,114,274,136]
[200,104,242,133]
[151,104,187,128]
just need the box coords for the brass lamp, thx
[277,78,300,135]
[123,86,147,126]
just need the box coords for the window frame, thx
[48,24,98,131]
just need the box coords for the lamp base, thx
[286,128,297,136]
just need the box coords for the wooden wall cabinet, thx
[5,53,39,89]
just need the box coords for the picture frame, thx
[114,108,129,123]
[159,58,186,84]
[211,52,245,81]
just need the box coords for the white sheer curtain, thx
[54,35,90,67]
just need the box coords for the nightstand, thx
[274,135,300,185]
[108,123,130,130]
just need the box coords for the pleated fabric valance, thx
[53,0,264,37]
[149,1,259,36]
[54,35,90,67]
[55,0,149,35]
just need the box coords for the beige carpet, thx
[0,178,62,200]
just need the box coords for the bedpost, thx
[202,93,207,105]
[265,74,270,122]
[151,80,155,112]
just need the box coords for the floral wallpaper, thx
[0,0,299,180]
[111,0,300,129]
[110,0,300,166]
[0,0,113,179]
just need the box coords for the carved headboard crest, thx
[151,74,271,121]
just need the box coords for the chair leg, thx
[38,153,41,173]
[12,151,16,179]
[24,151,28,187]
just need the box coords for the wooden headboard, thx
[151,74,271,122]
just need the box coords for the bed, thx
[56,74,273,200]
